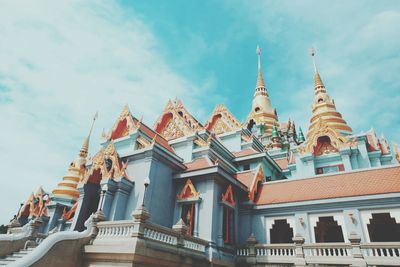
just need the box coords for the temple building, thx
[1,47,400,267]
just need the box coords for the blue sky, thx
[0,0,399,223]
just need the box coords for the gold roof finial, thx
[80,111,98,158]
[256,45,266,89]
[309,47,325,90]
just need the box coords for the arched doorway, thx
[270,219,294,243]
[314,216,344,242]
[367,213,400,242]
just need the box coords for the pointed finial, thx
[80,112,98,157]
[256,45,261,70]
[310,47,325,90]
[255,45,266,89]
[310,47,318,73]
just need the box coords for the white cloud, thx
[0,0,206,223]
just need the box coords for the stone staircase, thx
[0,246,36,266]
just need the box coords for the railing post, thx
[6,217,21,234]
[173,219,188,248]
[246,233,258,265]
[348,232,366,267]
[131,206,150,238]
[24,217,44,249]
[293,234,306,267]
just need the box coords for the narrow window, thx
[181,203,195,236]
[223,206,234,244]
[243,164,250,171]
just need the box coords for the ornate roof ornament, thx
[53,113,98,203]
[107,105,140,140]
[154,99,204,141]
[246,45,278,134]
[83,142,128,184]
[307,47,352,136]
[205,104,242,134]
[299,118,352,155]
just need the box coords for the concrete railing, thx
[237,234,400,266]
[93,209,208,254]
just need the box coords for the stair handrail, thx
[9,214,98,267]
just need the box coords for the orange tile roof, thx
[184,157,214,171]
[256,166,400,205]
[138,122,175,154]
[234,170,256,189]
[274,158,289,170]
[233,148,260,158]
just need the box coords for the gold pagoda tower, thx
[307,48,352,138]
[52,114,97,205]
[246,45,278,135]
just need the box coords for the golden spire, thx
[310,47,325,91]
[306,47,352,136]
[79,112,98,157]
[256,45,266,89]
[52,112,98,204]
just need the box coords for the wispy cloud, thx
[0,0,207,223]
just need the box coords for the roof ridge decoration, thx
[154,99,204,141]
[246,45,278,134]
[248,164,264,202]
[221,184,235,207]
[299,118,356,155]
[177,179,200,200]
[205,104,242,135]
[83,142,129,184]
[106,105,140,140]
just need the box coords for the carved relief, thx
[154,99,204,141]
[299,118,349,155]
[83,142,128,183]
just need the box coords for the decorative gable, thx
[222,185,235,207]
[249,165,264,202]
[154,99,203,141]
[300,118,356,155]
[104,105,140,141]
[205,104,242,135]
[84,142,129,184]
[177,179,200,200]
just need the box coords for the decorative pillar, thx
[348,232,366,267]
[246,233,257,265]
[194,201,200,237]
[340,148,352,171]
[293,234,306,267]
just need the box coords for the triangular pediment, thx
[300,118,353,155]
[205,104,242,135]
[177,179,200,199]
[104,105,140,141]
[84,142,129,183]
[222,184,235,206]
[154,99,203,141]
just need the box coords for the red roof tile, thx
[233,148,260,158]
[138,123,175,154]
[184,157,213,171]
[274,158,289,170]
[234,170,256,189]
[256,166,400,205]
